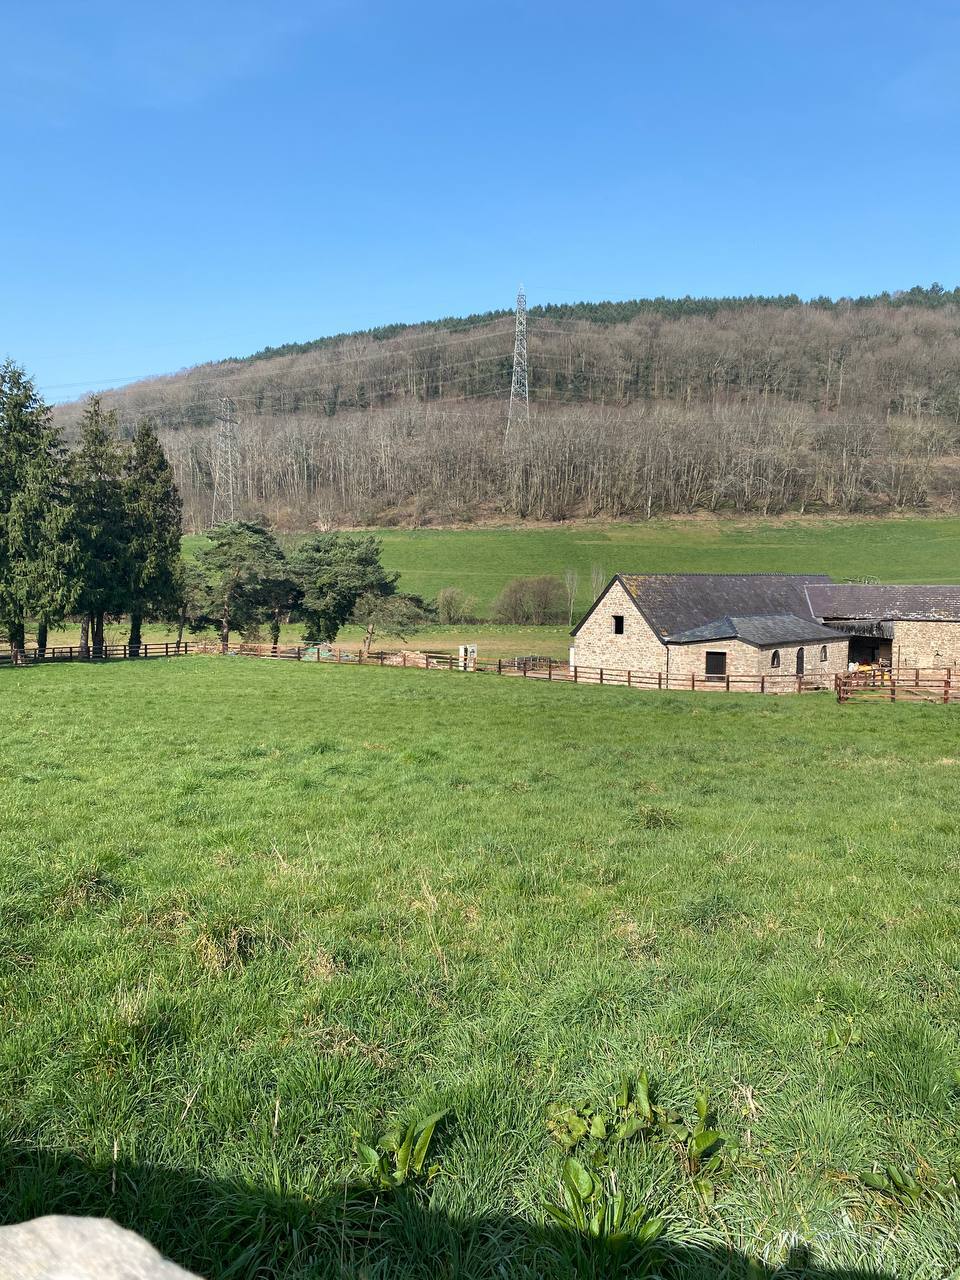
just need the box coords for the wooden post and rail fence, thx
[2,638,956,704]
[0,641,192,668]
[834,667,958,704]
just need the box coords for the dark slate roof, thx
[807,583,960,623]
[665,613,848,647]
[613,573,832,638]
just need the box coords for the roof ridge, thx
[619,572,829,579]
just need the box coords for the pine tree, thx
[6,444,78,656]
[67,397,131,656]
[123,417,183,655]
[288,533,398,643]
[197,522,288,652]
[0,362,77,655]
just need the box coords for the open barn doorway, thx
[846,635,894,665]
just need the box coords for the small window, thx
[705,651,727,678]
[820,645,828,663]
[770,650,781,668]
[612,614,624,634]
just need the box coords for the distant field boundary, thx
[187,639,842,696]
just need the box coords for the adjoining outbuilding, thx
[805,584,960,669]
[570,573,849,686]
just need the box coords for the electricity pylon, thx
[506,285,529,443]
[210,396,240,526]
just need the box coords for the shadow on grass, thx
[0,1145,894,1280]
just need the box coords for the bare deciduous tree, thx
[51,295,960,529]
[563,569,579,626]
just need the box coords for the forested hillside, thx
[54,286,960,530]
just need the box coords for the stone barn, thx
[805,584,960,669]
[570,573,849,685]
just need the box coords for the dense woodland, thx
[53,286,960,529]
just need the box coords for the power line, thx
[51,320,517,402]
[73,351,520,421]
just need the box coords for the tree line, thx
[147,397,955,533]
[0,362,181,657]
[57,287,960,432]
[51,291,960,528]
[0,363,423,657]
[187,523,427,654]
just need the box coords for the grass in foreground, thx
[1,659,960,1277]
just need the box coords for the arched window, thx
[771,650,781,668]
[820,645,828,663]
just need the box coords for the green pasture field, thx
[185,513,960,615]
[1,656,959,1277]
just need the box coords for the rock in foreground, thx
[0,1217,199,1280]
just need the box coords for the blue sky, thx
[3,0,958,400]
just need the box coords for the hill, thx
[53,286,960,531]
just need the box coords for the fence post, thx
[890,677,896,703]
[573,665,578,683]
[336,648,341,663]
[403,652,407,668]
[725,674,730,692]
[796,675,801,694]
[379,650,384,665]
[657,671,662,690]
[599,667,604,685]
[523,661,527,678]
[945,674,951,705]
[690,672,695,690]
[627,669,631,688]
[761,675,766,694]
[548,658,553,681]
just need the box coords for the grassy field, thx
[358,514,960,613]
[1,657,959,1277]
[101,513,960,662]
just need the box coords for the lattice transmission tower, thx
[506,284,529,442]
[210,396,241,526]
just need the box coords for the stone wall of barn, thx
[893,620,960,669]
[665,636,848,687]
[571,580,668,672]
[665,639,764,682]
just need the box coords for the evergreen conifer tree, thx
[288,533,398,643]
[0,362,77,655]
[123,417,182,654]
[197,522,288,652]
[67,397,131,655]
